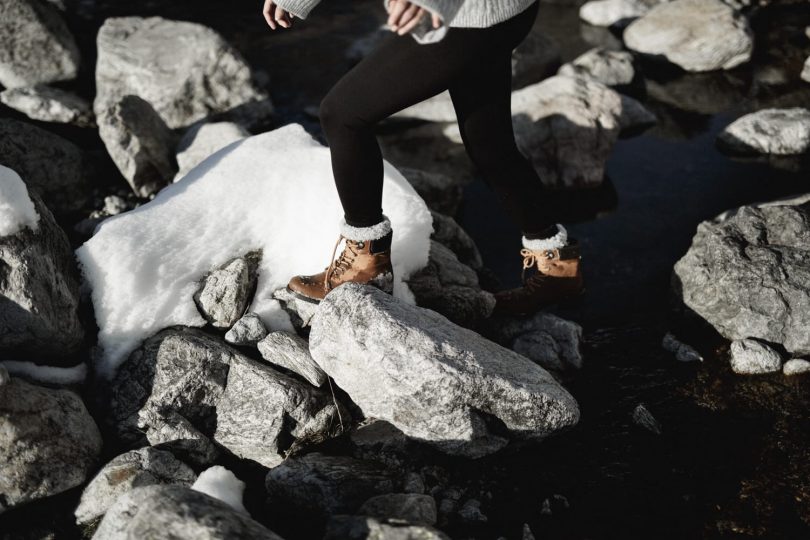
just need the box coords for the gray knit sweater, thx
[271,0,537,43]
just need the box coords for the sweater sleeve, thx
[271,0,322,19]
[382,0,465,44]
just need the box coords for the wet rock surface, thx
[717,107,810,155]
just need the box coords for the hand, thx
[386,0,442,35]
[263,0,293,29]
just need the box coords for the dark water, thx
[2,1,810,539]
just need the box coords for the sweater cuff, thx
[382,0,463,44]
[272,0,321,19]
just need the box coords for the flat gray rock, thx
[0,85,94,127]
[717,108,810,156]
[310,284,580,458]
[0,0,80,88]
[257,331,327,387]
[558,48,636,87]
[224,312,268,346]
[729,339,783,375]
[0,377,102,511]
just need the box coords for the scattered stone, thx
[717,108,810,156]
[729,339,783,375]
[429,212,483,270]
[224,312,268,346]
[540,494,571,516]
[458,499,488,523]
[324,516,450,540]
[266,453,396,515]
[95,16,273,130]
[310,284,580,458]
[558,48,636,87]
[406,241,495,328]
[492,312,584,372]
[93,485,284,540]
[194,255,257,329]
[783,358,810,376]
[0,85,94,127]
[359,493,438,525]
[257,331,327,387]
[0,0,80,88]
[662,332,703,362]
[140,408,221,466]
[75,447,196,526]
[103,195,131,216]
[399,167,463,216]
[579,0,657,27]
[0,378,102,512]
[0,365,9,386]
[0,187,84,359]
[175,122,250,180]
[673,202,810,356]
[631,403,662,434]
[98,95,178,198]
[273,286,319,330]
[623,0,753,72]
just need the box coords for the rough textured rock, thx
[140,408,221,466]
[492,312,584,372]
[310,284,580,458]
[273,286,319,330]
[579,0,660,27]
[0,188,83,358]
[98,95,178,198]
[0,377,102,511]
[0,0,80,88]
[631,403,662,434]
[429,212,483,270]
[405,241,495,329]
[783,358,810,376]
[194,255,257,329]
[105,326,347,468]
[0,85,94,127]
[662,332,703,363]
[623,0,753,72]
[717,108,810,156]
[729,339,783,375]
[398,167,463,216]
[0,119,90,215]
[93,485,284,540]
[512,75,624,188]
[324,516,450,540]
[558,48,636,87]
[175,122,250,180]
[257,331,327,387]
[673,202,810,356]
[359,493,438,525]
[224,312,268,346]
[266,453,396,515]
[75,447,196,526]
[95,17,273,130]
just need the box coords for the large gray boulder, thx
[623,0,753,72]
[75,447,197,526]
[717,108,810,156]
[92,485,284,540]
[0,119,90,215]
[105,326,348,468]
[0,179,84,358]
[309,284,580,458]
[673,201,810,356]
[95,17,273,130]
[0,377,102,511]
[0,0,80,88]
[0,85,94,127]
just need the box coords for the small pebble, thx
[632,403,662,435]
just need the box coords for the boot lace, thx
[324,235,361,290]
[520,248,552,285]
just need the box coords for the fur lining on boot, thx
[340,215,392,242]
[522,224,568,251]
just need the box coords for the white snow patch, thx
[76,123,433,377]
[1,361,87,385]
[0,165,40,236]
[192,466,247,514]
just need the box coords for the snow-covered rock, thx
[192,466,246,514]
[579,0,659,27]
[491,312,584,372]
[224,312,268,346]
[0,119,90,215]
[76,123,432,376]
[98,95,178,198]
[257,331,327,387]
[175,122,250,180]
[717,108,810,156]
[0,169,84,358]
[0,377,102,512]
[324,516,450,540]
[75,447,196,526]
[783,358,810,376]
[194,254,259,329]
[0,0,80,88]
[729,339,783,374]
[673,201,810,356]
[94,17,273,130]
[1,360,87,386]
[359,493,438,525]
[623,0,753,72]
[0,85,94,127]
[310,284,580,458]
[558,48,636,87]
[93,485,284,540]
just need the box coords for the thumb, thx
[432,14,442,28]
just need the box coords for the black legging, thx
[320,0,555,238]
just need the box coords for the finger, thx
[274,6,290,28]
[387,0,408,28]
[263,0,277,29]
[398,9,425,35]
[394,4,421,29]
[432,14,442,28]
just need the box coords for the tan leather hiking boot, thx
[287,223,394,304]
[493,240,584,317]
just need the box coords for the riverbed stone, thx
[0,85,94,127]
[95,16,273,130]
[623,0,753,72]
[579,0,660,27]
[310,284,580,458]
[558,48,636,87]
[175,121,249,180]
[729,339,783,375]
[673,201,810,356]
[783,358,810,376]
[0,377,102,511]
[0,0,80,88]
[257,331,327,387]
[802,57,810,83]
[717,108,810,156]
[491,312,584,372]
